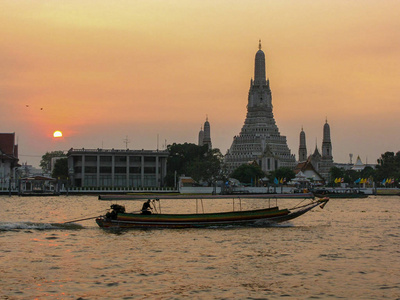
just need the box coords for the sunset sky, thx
[2,1,400,168]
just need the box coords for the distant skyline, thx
[2,1,400,168]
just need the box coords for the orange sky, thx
[1,0,400,167]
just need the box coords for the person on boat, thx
[141,199,152,214]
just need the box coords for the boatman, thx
[141,199,152,215]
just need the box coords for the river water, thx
[0,195,399,299]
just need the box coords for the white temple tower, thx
[319,119,333,181]
[299,127,307,162]
[203,117,212,149]
[224,41,296,174]
[198,126,204,146]
[198,117,212,149]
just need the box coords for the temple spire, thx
[299,127,307,162]
[254,41,266,85]
[225,43,296,173]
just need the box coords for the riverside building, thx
[224,41,296,174]
[0,133,19,189]
[67,148,168,188]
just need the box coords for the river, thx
[1,195,399,299]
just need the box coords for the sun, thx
[53,130,63,138]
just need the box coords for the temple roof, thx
[294,159,324,181]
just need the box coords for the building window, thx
[115,167,127,174]
[85,156,97,162]
[130,156,141,162]
[84,175,97,187]
[144,167,156,174]
[115,156,127,162]
[144,156,156,162]
[144,175,156,186]
[85,166,97,173]
[100,156,112,162]
[100,167,112,173]
[129,175,141,187]
[129,167,141,173]
[114,175,126,187]
[99,175,112,187]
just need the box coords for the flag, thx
[274,177,279,185]
[279,178,283,184]
[355,178,361,184]
[382,179,386,185]
[341,178,344,183]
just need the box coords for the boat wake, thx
[0,222,85,231]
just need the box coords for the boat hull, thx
[313,193,367,199]
[95,198,329,229]
[96,207,293,228]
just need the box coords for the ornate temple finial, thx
[259,39,262,50]
[206,114,208,122]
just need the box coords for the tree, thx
[330,166,375,186]
[344,169,359,184]
[51,158,68,180]
[230,164,265,185]
[165,143,223,186]
[40,151,66,172]
[360,166,376,180]
[188,148,224,185]
[375,151,400,181]
[268,167,295,184]
[329,166,344,185]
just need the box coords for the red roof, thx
[181,178,195,183]
[0,133,18,158]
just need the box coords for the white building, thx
[67,148,168,188]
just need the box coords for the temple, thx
[318,119,334,181]
[224,41,296,174]
[298,120,334,182]
[198,117,212,150]
[299,127,307,162]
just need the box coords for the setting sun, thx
[53,130,63,138]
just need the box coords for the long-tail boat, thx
[95,195,329,229]
[313,188,368,198]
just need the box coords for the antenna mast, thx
[123,136,130,149]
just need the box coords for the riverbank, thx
[1,186,399,196]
